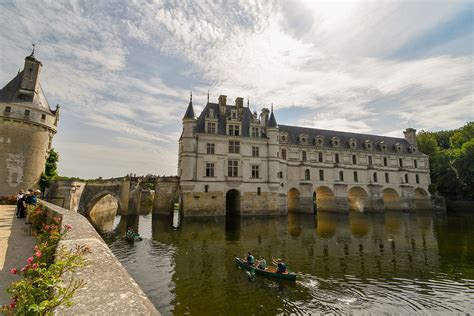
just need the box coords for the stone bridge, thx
[44,176,180,217]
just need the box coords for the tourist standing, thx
[15,190,25,218]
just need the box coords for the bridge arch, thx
[86,191,122,217]
[348,186,369,212]
[315,186,336,212]
[226,189,241,215]
[414,187,431,210]
[288,188,300,213]
[383,188,401,211]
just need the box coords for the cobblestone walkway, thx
[0,205,37,305]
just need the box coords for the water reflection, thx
[93,210,474,314]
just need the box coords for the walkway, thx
[0,205,37,305]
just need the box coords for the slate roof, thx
[268,111,277,128]
[183,100,195,119]
[196,102,266,138]
[0,70,54,113]
[279,124,412,154]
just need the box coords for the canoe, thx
[235,257,297,281]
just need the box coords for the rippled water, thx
[94,209,474,315]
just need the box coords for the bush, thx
[0,195,16,205]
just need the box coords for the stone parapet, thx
[40,200,159,315]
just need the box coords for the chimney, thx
[235,97,243,116]
[218,95,227,116]
[260,108,270,127]
[403,128,417,148]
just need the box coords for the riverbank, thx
[0,205,37,305]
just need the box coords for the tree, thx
[416,131,438,156]
[39,149,59,193]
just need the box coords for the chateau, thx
[0,50,59,195]
[178,94,432,216]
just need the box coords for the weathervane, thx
[30,43,36,56]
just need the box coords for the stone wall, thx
[241,192,280,215]
[40,200,159,315]
[182,191,224,216]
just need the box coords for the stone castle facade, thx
[178,94,431,216]
[0,50,59,195]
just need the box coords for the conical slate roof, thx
[183,100,195,120]
[268,111,277,128]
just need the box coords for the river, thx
[91,208,474,315]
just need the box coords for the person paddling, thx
[272,257,287,274]
[246,252,255,266]
[257,256,267,270]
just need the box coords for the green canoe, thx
[235,257,297,281]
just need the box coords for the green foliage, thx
[1,204,90,315]
[417,122,474,200]
[39,149,59,193]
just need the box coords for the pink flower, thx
[9,299,16,309]
[34,245,39,251]
[31,263,38,269]
[65,224,73,230]
[26,256,34,265]
[10,268,17,275]
[35,251,42,258]
[21,266,28,272]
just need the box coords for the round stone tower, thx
[0,49,59,195]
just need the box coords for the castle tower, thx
[0,48,59,195]
[267,106,280,186]
[178,92,197,181]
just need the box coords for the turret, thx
[180,92,197,181]
[19,45,42,98]
[403,128,417,149]
[266,106,280,185]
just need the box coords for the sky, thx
[0,0,472,179]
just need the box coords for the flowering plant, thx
[1,204,90,315]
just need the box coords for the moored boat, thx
[235,257,297,281]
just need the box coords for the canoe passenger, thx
[246,252,255,266]
[273,258,287,274]
[257,256,267,270]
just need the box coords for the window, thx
[319,170,324,181]
[305,169,310,180]
[252,146,259,157]
[205,163,215,177]
[368,156,373,165]
[229,141,240,153]
[383,157,387,166]
[257,187,261,195]
[207,122,216,134]
[251,165,260,178]
[229,125,240,136]
[405,174,409,183]
[335,153,340,163]
[251,127,259,137]
[317,138,323,145]
[281,135,286,142]
[281,149,287,160]
[24,109,30,116]
[318,152,323,162]
[228,160,239,177]
[354,171,358,182]
[399,158,403,167]
[414,160,418,168]
[385,173,389,183]
[207,143,215,154]
[302,151,307,162]
[205,185,209,193]
[5,106,11,112]
[373,172,378,182]
[352,155,357,165]
[339,171,344,182]
[41,114,46,120]
[416,174,419,184]
[278,171,283,178]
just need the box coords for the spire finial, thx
[271,103,274,112]
[207,90,210,103]
[247,96,249,107]
[30,43,36,56]
[190,91,192,102]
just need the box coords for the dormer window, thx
[379,142,387,151]
[207,122,216,134]
[315,136,324,146]
[349,138,357,149]
[207,109,215,118]
[299,134,309,145]
[228,125,240,136]
[251,127,260,137]
[364,140,372,150]
[331,137,340,147]
[409,145,417,154]
[280,132,289,143]
[395,143,403,153]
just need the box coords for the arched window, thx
[373,172,378,182]
[305,169,310,180]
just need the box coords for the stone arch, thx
[288,188,300,213]
[348,186,369,212]
[86,191,122,217]
[226,189,241,215]
[315,186,336,212]
[383,188,401,211]
[414,187,431,210]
